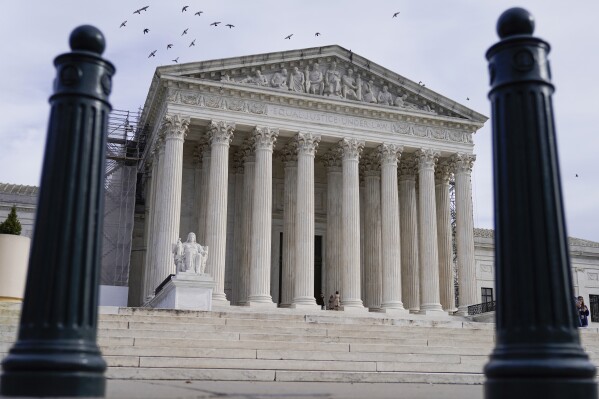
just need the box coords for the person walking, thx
[578,296,590,327]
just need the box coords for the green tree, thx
[0,205,22,235]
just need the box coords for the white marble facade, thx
[136,45,488,314]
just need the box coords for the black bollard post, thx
[0,26,114,397]
[484,8,597,398]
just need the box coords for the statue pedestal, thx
[147,272,215,311]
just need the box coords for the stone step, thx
[106,367,275,381]
[274,370,485,384]
[131,337,350,352]
[349,343,492,356]
[102,346,258,359]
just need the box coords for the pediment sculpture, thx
[173,232,208,275]
[218,59,437,114]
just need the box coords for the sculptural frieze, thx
[341,69,359,100]
[305,63,325,95]
[325,61,342,97]
[270,68,288,90]
[288,66,305,93]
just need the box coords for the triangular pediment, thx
[156,45,486,123]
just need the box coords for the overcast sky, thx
[1,1,597,242]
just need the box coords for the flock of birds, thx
[117,6,473,103]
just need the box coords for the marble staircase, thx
[1,303,597,384]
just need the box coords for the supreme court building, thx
[129,45,488,315]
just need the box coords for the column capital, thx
[415,148,440,171]
[378,143,404,166]
[435,159,452,183]
[280,139,298,164]
[398,154,418,179]
[361,150,380,175]
[253,126,279,151]
[450,153,476,174]
[295,132,321,156]
[339,138,365,161]
[163,114,190,140]
[322,147,343,169]
[209,120,235,146]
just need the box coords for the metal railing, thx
[467,300,496,315]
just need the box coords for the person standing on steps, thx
[578,296,590,327]
[333,291,341,311]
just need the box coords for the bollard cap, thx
[497,7,535,38]
[69,25,106,55]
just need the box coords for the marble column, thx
[237,139,255,306]
[280,140,298,307]
[197,139,210,245]
[191,145,202,237]
[248,126,278,307]
[230,151,245,306]
[379,144,407,313]
[362,152,382,311]
[399,155,420,312]
[154,114,190,285]
[205,120,235,305]
[324,149,343,300]
[451,153,477,314]
[415,148,444,314]
[292,132,321,309]
[435,160,456,313]
[148,135,165,298]
[142,147,159,302]
[340,138,366,311]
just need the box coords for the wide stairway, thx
[1,303,598,384]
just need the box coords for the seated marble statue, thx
[305,63,324,95]
[341,69,359,100]
[220,73,231,82]
[362,80,377,103]
[270,68,288,90]
[242,70,268,86]
[394,93,407,107]
[377,85,393,106]
[288,66,305,93]
[174,232,209,274]
[325,61,342,97]
[421,101,436,113]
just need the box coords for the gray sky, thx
[1,0,597,242]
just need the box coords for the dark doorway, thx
[314,235,323,307]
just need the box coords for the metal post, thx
[1,25,114,397]
[484,8,597,398]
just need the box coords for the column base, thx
[212,298,230,307]
[290,303,321,311]
[278,303,293,308]
[247,300,277,308]
[212,292,229,304]
[340,305,368,313]
[455,306,470,316]
[485,378,598,399]
[419,303,444,314]
[1,370,106,397]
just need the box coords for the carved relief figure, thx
[270,68,288,90]
[177,232,209,274]
[173,238,184,272]
[220,73,231,82]
[377,85,393,106]
[422,101,435,113]
[325,61,342,97]
[288,66,305,93]
[305,63,325,95]
[394,92,407,107]
[355,73,363,101]
[362,79,377,103]
[341,69,359,100]
[242,70,268,86]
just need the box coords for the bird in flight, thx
[189,39,196,47]
[120,20,127,28]
[134,6,149,14]
[148,50,157,58]
[167,44,173,49]
[210,22,221,26]
[182,28,188,36]
[143,28,149,34]
[576,174,579,177]
[226,24,235,29]
[466,97,470,101]
[195,11,203,16]
[182,6,189,12]
[393,12,400,18]
[173,57,179,63]
[315,32,321,36]
[285,34,293,39]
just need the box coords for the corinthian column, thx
[415,148,444,314]
[399,155,420,312]
[205,120,235,305]
[230,151,244,306]
[436,160,456,312]
[280,140,298,307]
[248,126,278,307]
[154,114,189,285]
[237,139,255,306]
[324,148,343,300]
[148,135,165,298]
[379,144,408,313]
[292,132,321,309]
[451,153,477,314]
[340,138,366,311]
[361,151,382,311]
[197,139,210,245]
[142,146,159,302]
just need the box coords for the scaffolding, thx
[101,109,146,287]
